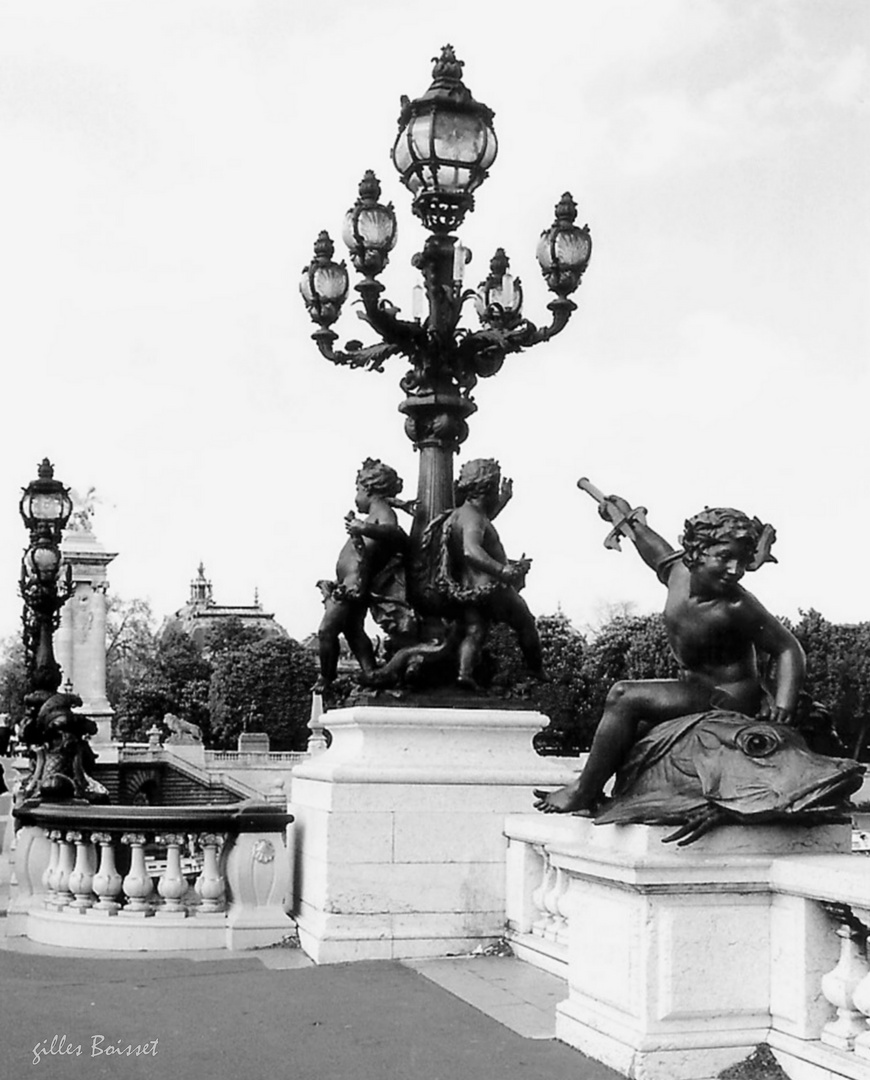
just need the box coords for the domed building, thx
[161,563,288,652]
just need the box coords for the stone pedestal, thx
[290,706,580,964]
[504,813,851,1080]
[58,527,118,746]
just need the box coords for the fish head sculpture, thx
[595,710,865,845]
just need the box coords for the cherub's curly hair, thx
[455,458,501,500]
[681,507,770,568]
[356,458,403,498]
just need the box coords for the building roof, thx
[160,563,288,651]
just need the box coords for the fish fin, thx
[595,793,706,825]
[662,805,728,846]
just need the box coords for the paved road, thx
[0,948,622,1080]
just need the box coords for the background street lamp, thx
[19,458,73,694]
[300,44,591,554]
[16,459,109,804]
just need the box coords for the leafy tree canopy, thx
[791,609,870,760]
[114,626,212,743]
[203,618,270,657]
[208,636,318,751]
[4,587,869,764]
[105,594,158,708]
[0,635,28,726]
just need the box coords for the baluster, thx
[42,829,61,906]
[182,835,201,911]
[852,968,870,1059]
[53,832,75,908]
[155,833,188,915]
[91,833,123,913]
[850,911,870,1060]
[120,833,154,915]
[67,831,95,911]
[194,833,226,913]
[543,865,567,943]
[820,912,869,1050]
[531,847,555,939]
[555,868,573,949]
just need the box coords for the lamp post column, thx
[404,397,474,538]
[400,234,476,539]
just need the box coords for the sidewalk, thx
[0,934,622,1080]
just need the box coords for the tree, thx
[203,617,270,657]
[531,613,594,753]
[792,609,870,760]
[480,610,676,754]
[579,613,678,725]
[0,634,28,726]
[475,612,594,753]
[208,637,318,751]
[113,626,211,743]
[105,595,158,708]
[581,600,638,637]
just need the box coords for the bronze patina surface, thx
[534,481,864,841]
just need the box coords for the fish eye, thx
[737,727,782,758]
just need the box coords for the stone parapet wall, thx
[504,813,870,1080]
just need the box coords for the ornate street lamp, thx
[16,460,110,805]
[391,44,497,234]
[298,231,350,331]
[536,191,593,299]
[300,43,592,611]
[19,458,73,694]
[474,248,524,331]
[342,170,398,277]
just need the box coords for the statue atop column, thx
[68,486,102,534]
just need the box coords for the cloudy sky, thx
[0,0,866,646]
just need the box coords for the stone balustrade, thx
[504,814,579,977]
[768,854,870,1078]
[205,750,310,767]
[505,814,870,1080]
[10,801,294,951]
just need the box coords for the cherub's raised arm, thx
[629,517,678,576]
[583,487,676,579]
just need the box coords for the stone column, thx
[60,525,118,747]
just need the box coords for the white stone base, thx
[555,999,769,1080]
[509,931,569,978]
[768,1031,870,1080]
[504,813,852,1080]
[25,907,228,951]
[291,706,580,964]
[22,905,295,952]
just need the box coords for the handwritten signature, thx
[33,1035,159,1065]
